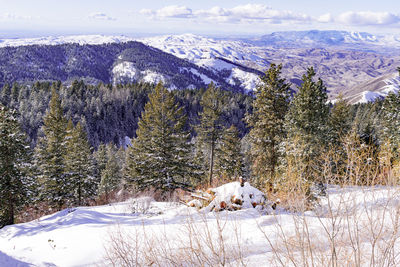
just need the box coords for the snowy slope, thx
[1,31,399,94]
[139,34,266,91]
[351,73,400,104]
[1,185,400,266]
[139,34,264,90]
[254,30,400,48]
[0,35,135,47]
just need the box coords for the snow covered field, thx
[1,185,400,266]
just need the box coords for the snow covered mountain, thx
[0,30,399,98]
[138,32,400,98]
[0,34,135,47]
[343,73,400,104]
[250,30,400,49]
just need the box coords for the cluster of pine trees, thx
[1,65,399,228]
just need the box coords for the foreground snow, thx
[1,185,400,266]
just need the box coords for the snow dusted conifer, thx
[245,63,291,190]
[94,143,107,180]
[380,91,400,161]
[64,120,96,206]
[196,83,225,185]
[215,125,244,180]
[329,93,351,146]
[285,67,329,182]
[34,84,69,210]
[0,83,11,106]
[98,144,122,202]
[125,82,195,194]
[0,106,33,227]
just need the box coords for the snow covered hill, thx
[252,30,400,48]
[0,34,135,47]
[344,72,400,103]
[1,185,400,266]
[0,30,399,96]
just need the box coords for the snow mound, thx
[199,182,272,212]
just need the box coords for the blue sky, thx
[0,0,399,37]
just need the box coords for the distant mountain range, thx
[0,30,399,103]
[248,30,400,49]
[0,40,260,93]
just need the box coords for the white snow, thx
[1,185,400,266]
[228,68,261,91]
[185,68,216,85]
[0,35,135,47]
[197,58,235,71]
[141,70,166,84]
[203,181,271,211]
[112,61,137,84]
[138,34,264,90]
[358,90,383,103]
[356,73,400,104]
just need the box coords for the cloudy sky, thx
[1,0,399,37]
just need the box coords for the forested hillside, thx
[0,41,259,92]
[0,81,252,147]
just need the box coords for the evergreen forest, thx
[1,63,400,228]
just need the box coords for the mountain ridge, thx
[0,30,399,101]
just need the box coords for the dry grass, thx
[104,213,248,267]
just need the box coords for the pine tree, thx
[34,85,69,210]
[98,144,122,202]
[64,120,96,206]
[0,84,11,106]
[285,67,329,182]
[125,83,196,194]
[196,83,225,185]
[245,63,291,189]
[94,143,108,181]
[0,106,33,227]
[215,125,244,180]
[381,91,400,161]
[329,94,351,146]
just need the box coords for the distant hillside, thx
[247,30,400,50]
[1,31,400,101]
[343,73,400,104]
[0,41,260,93]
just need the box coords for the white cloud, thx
[141,4,311,23]
[336,11,400,26]
[318,13,334,23]
[138,4,400,28]
[88,12,116,21]
[1,13,37,20]
[140,5,193,19]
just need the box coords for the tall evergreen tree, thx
[245,63,291,189]
[285,67,329,182]
[64,120,96,206]
[0,106,33,227]
[0,84,11,106]
[94,143,108,181]
[125,83,196,194]
[215,125,244,180]
[98,144,122,202]
[380,91,400,163]
[329,93,351,146]
[196,83,225,185]
[34,85,69,210]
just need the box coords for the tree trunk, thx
[78,182,81,206]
